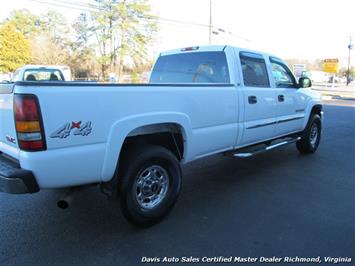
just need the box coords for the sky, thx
[1,0,354,68]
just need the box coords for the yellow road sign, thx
[323,59,339,73]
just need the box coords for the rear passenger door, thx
[239,52,277,146]
[269,57,307,136]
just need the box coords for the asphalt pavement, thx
[1,99,354,266]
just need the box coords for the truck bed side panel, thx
[14,84,239,187]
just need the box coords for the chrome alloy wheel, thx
[134,165,170,210]
[309,123,319,148]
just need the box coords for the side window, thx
[240,52,270,88]
[270,58,297,88]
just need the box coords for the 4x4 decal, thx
[50,121,92,138]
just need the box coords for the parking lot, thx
[1,98,354,266]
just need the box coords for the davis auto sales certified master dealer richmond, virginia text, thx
[141,256,352,263]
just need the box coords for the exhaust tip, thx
[57,200,69,209]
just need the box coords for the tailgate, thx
[0,83,20,160]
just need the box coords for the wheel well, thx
[119,123,185,163]
[311,104,322,117]
[101,124,184,199]
[301,104,322,132]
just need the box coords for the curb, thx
[311,89,355,101]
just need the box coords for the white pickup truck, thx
[0,45,322,226]
[12,65,71,82]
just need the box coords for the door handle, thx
[278,95,285,102]
[248,96,257,104]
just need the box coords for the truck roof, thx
[160,45,228,56]
[18,65,70,70]
[160,45,279,60]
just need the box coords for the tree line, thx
[0,0,157,81]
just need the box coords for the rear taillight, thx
[14,94,46,151]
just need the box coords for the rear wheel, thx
[296,114,322,154]
[119,145,182,227]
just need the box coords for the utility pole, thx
[208,0,212,45]
[346,36,353,86]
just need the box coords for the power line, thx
[56,0,208,29]
[27,0,253,43]
[29,0,210,28]
[27,0,96,12]
[212,27,252,43]
[155,17,209,28]
[55,0,96,8]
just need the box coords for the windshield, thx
[23,69,64,81]
[150,52,230,83]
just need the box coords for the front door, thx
[269,57,307,136]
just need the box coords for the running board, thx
[231,137,301,158]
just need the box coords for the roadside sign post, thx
[332,73,335,89]
[323,59,339,88]
[347,38,353,86]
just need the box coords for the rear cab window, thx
[24,69,64,81]
[150,51,230,83]
[240,52,270,88]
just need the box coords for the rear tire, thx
[296,114,321,154]
[118,144,182,227]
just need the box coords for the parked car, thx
[0,45,322,226]
[12,65,71,82]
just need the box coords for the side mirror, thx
[298,77,312,88]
